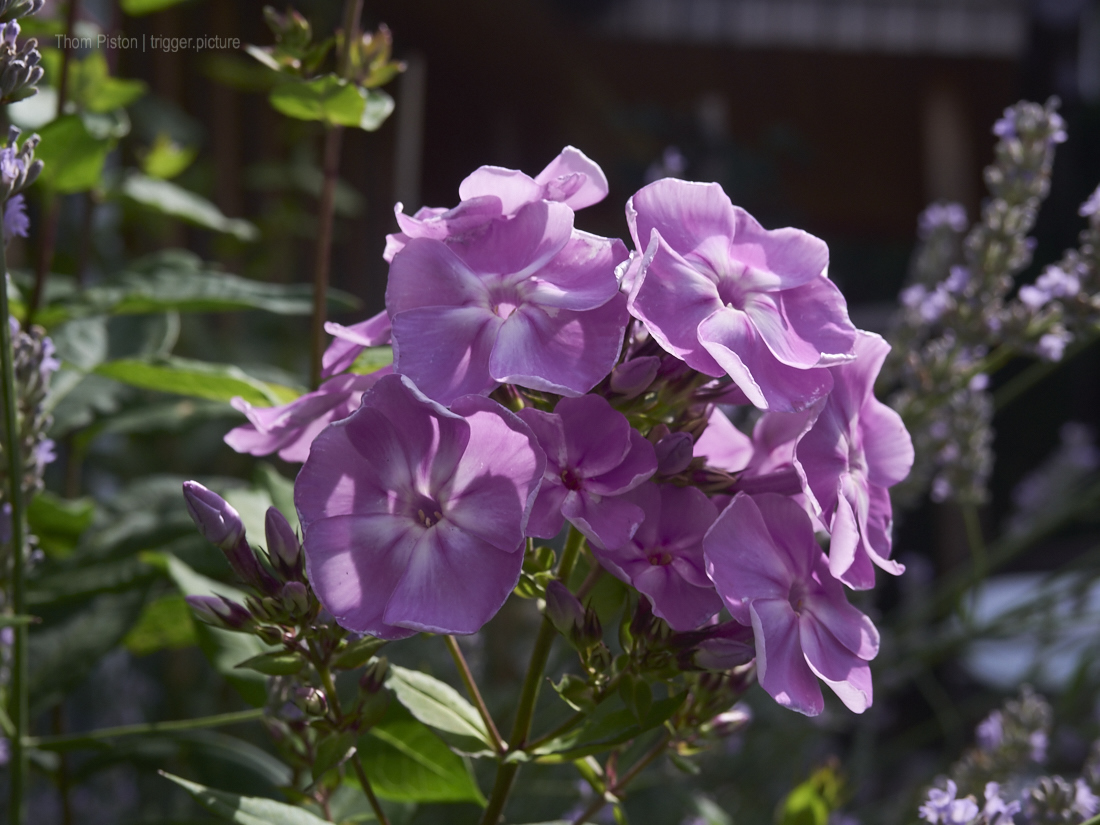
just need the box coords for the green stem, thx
[1,218,29,825]
[527,673,624,751]
[479,527,586,825]
[570,734,670,825]
[349,751,390,825]
[446,634,506,754]
[26,708,265,750]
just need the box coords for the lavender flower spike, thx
[295,373,545,638]
[518,394,656,551]
[797,331,914,589]
[704,493,879,716]
[626,179,857,412]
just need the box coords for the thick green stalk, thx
[479,527,586,825]
[1,221,29,825]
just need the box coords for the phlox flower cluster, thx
[225,147,915,717]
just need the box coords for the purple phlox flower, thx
[518,394,656,550]
[387,199,629,405]
[797,332,913,589]
[625,179,857,412]
[918,203,968,238]
[294,373,545,638]
[225,368,392,463]
[976,710,1004,751]
[385,146,609,261]
[703,493,880,716]
[1081,184,1100,218]
[693,405,753,474]
[919,780,980,824]
[1037,330,1071,362]
[321,309,392,378]
[595,481,723,631]
[3,193,27,240]
[725,406,820,505]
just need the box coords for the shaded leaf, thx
[27,491,96,558]
[94,357,299,407]
[332,636,387,671]
[532,694,685,761]
[28,556,157,606]
[235,651,304,676]
[312,730,356,782]
[386,664,494,756]
[34,115,112,193]
[361,703,485,805]
[123,594,198,656]
[119,172,259,241]
[162,772,329,825]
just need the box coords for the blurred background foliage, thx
[4,0,1100,823]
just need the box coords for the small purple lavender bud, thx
[708,704,752,738]
[281,581,310,615]
[265,507,302,579]
[544,580,585,642]
[610,356,660,398]
[359,656,389,694]
[655,431,694,475]
[185,594,252,630]
[182,481,244,552]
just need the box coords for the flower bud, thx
[655,431,694,476]
[610,356,660,398]
[182,480,244,551]
[681,622,756,671]
[359,656,389,694]
[544,580,584,642]
[255,625,283,646]
[265,507,302,579]
[281,581,310,616]
[185,594,252,630]
[294,686,327,717]
[708,704,752,738]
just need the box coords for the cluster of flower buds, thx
[0,319,57,566]
[882,99,1095,505]
[0,20,41,106]
[246,5,332,76]
[919,689,1100,825]
[343,23,404,89]
[0,127,41,202]
[0,0,43,22]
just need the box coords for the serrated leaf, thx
[162,772,330,825]
[34,114,112,193]
[236,651,304,676]
[532,694,685,761]
[385,664,494,756]
[269,75,365,127]
[360,704,485,805]
[94,357,297,406]
[119,172,259,240]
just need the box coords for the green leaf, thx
[27,491,96,558]
[349,346,393,375]
[141,133,197,179]
[148,552,275,707]
[332,636,387,671]
[358,88,395,131]
[121,0,194,14]
[235,651,304,676]
[71,51,147,113]
[269,75,367,127]
[34,250,359,327]
[161,772,330,825]
[28,556,157,606]
[123,594,198,656]
[34,115,113,193]
[312,730,356,782]
[94,357,298,406]
[532,694,685,761]
[385,664,494,756]
[361,704,485,805]
[119,172,259,241]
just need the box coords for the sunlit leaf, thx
[94,357,299,407]
[120,172,259,240]
[386,664,494,756]
[34,115,112,193]
[162,772,329,825]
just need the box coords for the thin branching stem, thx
[446,634,506,754]
[569,734,670,825]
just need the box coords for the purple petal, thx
[585,428,658,495]
[698,309,834,412]
[561,490,646,551]
[779,278,857,366]
[322,310,392,377]
[694,406,753,472]
[445,394,546,551]
[489,295,628,397]
[556,395,633,477]
[534,146,609,210]
[383,521,524,635]
[750,599,824,716]
[803,555,880,660]
[730,207,830,291]
[386,238,488,315]
[392,306,503,405]
[633,564,723,631]
[860,401,915,489]
[522,232,627,310]
[302,514,418,639]
[799,612,874,713]
[458,166,543,215]
[525,482,568,539]
[626,179,738,267]
[742,291,825,369]
[451,199,573,279]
